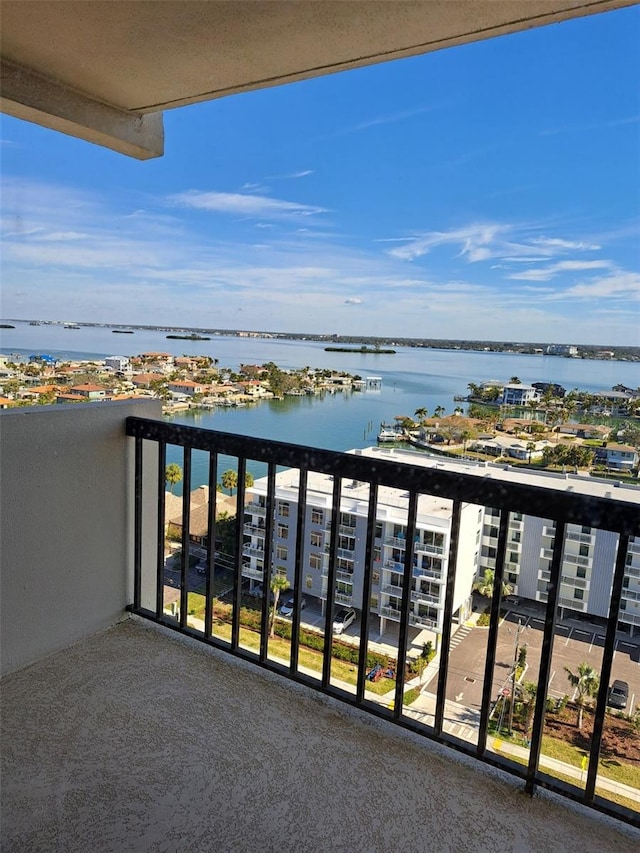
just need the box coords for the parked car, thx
[607,680,629,710]
[332,607,356,635]
[279,595,306,617]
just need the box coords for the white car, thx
[279,595,306,617]
[332,608,356,635]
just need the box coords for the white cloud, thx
[344,297,362,305]
[169,190,327,218]
[530,236,601,251]
[549,270,640,301]
[507,260,612,282]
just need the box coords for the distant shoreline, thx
[325,346,396,354]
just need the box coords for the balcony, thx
[414,541,446,556]
[242,544,265,559]
[246,502,267,516]
[242,564,264,581]
[411,590,440,605]
[243,523,266,536]
[2,404,639,838]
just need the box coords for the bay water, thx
[2,321,637,490]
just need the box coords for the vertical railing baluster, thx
[585,532,629,802]
[394,490,418,720]
[435,500,462,736]
[204,452,218,639]
[133,435,143,610]
[230,457,247,651]
[477,508,510,755]
[357,482,379,704]
[290,467,308,674]
[155,441,166,619]
[322,476,342,688]
[526,518,566,794]
[260,463,276,662]
[179,446,192,629]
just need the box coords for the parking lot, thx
[446,605,639,715]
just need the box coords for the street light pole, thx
[508,618,523,736]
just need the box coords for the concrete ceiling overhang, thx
[0,0,636,159]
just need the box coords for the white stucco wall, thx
[0,399,161,676]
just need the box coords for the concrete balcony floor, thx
[2,618,637,853]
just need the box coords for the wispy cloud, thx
[344,297,362,305]
[169,190,327,219]
[507,260,612,282]
[321,106,436,140]
[266,170,314,180]
[387,222,605,266]
[547,270,640,301]
[539,114,640,137]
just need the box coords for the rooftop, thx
[2,617,637,853]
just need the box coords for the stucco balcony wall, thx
[0,399,161,676]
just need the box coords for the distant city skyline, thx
[1,7,639,344]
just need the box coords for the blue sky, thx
[1,6,639,345]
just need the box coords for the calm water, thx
[3,321,637,489]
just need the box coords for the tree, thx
[564,663,599,730]
[165,463,183,494]
[244,471,254,490]
[520,681,537,739]
[434,405,446,419]
[526,441,536,464]
[269,573,290,637]
[509,376,521,384]
[221,469,238,495]
[473,568,512,599]
[414,407,428,424]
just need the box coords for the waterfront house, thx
[168,379,204,397]
[558,423,611,440]
[501,384,541,407]
[2,2,638,846]
[593,444,639,471]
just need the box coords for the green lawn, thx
[209,619,396,694]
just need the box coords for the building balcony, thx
[411,590,440,605]
[242,564,264,581]
[242,544,265,559]
[414,541,446,556]
[381,583,404,597]
[1,403,639,839]
[246,502,267,516]
[243,523,266,536]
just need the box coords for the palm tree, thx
[473,568,512,599]
[244,471,254,490]
[434,405,446,419]
[526,441,536,464]
[165,463,183,494]
[269,573,290,637]
[564,663,600,730]
[414,407,428,424]
[221,469,238,495]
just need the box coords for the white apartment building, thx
[104,355,130,372]
[244,447,640,640]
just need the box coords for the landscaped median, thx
[180,594,435,700]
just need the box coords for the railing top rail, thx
[126,417,640,534]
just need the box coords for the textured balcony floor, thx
[2,618,637,853]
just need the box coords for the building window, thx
[576,566,587,579]
[375,522,383,539]
[276,545,288,561]
[338,535,355,551]
[306,574,313,590]
[574,588,584,601]
[373,546,381,563]
[509,552,518,563]
[337,557,353,572]
[511,531,521,543]
[277,524,288,539]
[310,530,323,548]
[309,554,322,571]
[340,512,357,528]
[512,512,523,522]
[581,526,591,535]
[278,501,290,517]
[311,508,324,525]
[579,544,589,557]
[372,571,380,585]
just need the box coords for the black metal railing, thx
[127,416,640,827]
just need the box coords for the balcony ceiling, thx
[0,0,635,158]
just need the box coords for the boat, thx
[377,422,403,442]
